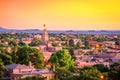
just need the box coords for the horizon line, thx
[0,26,120,31]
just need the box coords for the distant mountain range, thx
[0,27,46,33]
[0,27,65,34]
[0,27,120,34]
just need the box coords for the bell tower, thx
[42,24,49,42]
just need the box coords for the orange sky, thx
[0,0,120,30]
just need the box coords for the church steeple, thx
[43,24,46,27]
[42,24,49,42]
[43,24,47,32]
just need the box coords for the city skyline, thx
[0,0,120,30]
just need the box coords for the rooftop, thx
[6,64,33,69]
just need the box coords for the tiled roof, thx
[112,53,120,59]
[6,64,31,69]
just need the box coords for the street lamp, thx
[100,74,104,80]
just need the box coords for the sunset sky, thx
[0,0,120,30]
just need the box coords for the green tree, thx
[110,62,120,70]
[108,70,120,80]
[49,50,74,71]
[11,52,18,63]
[49,53,58,71]
[69,39,74,47]
[30,48,44,68]
[19,76,47,80]
[8,40,19,53]
[0,53,12,65]
[52,42,59,47]
[0,59,6,78]
[84,40,90,49]
[93,64,109,72]
[0,47,7,53]
[96,38,103,42]
[68,48,76,60]
[16,46,33,64]
[8,40,18,47]
[29,38,45,46]
[75,42,81,49]
[16,46,44,68]
[115,41,120,45]
[54,68,75,80]
[79,66,102,80]
[18,42,27,47]
[69,48,74,57]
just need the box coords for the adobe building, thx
[3,63,54,80]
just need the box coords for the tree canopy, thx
[49,50,74,71]
[16,46,44,68]
[93,64,109,72]
[0,59,6,78]
[0,53,12,65]
[29,38,45,46]
[19,76,46,80]
[79,66,101,80]
[69,39,74,47]
[84,40,90,49]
